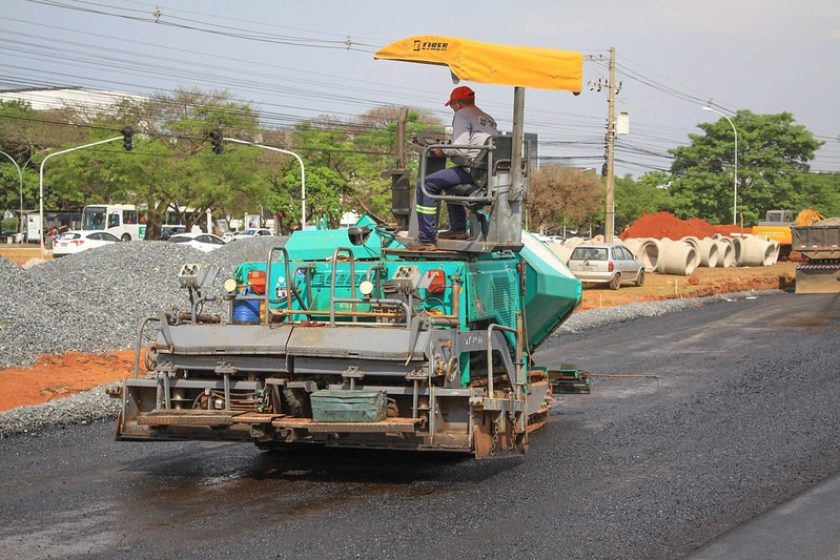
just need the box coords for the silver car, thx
[568,243,644,289]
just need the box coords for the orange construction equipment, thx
[752,208,825,258]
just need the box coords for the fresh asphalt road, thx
[0,292,838,560]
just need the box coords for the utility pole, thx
[604,46,616,243]
[389,107,411,229]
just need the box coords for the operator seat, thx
[444,134,514,241]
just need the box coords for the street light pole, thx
[39,136,123,255]
[702,106,738,225]
[0,150,24,236]
[222,138,307,231]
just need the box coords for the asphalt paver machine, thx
[113,36,586,457]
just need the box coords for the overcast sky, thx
[2,0,839,177]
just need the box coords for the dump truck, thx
[752,208,824,259]
[792,217,840,294]
[111,35,588,458]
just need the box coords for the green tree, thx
[799,171,840,217]
[669,111,822,225]
[0,100,90,210]
[0,161,38,217]
[39,89,269,237]
[288,107,442,227]
[614,172,674,228]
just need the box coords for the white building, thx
[0,87,146,115]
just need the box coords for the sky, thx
[2,0,839,178]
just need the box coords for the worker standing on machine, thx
[409,86,498,250]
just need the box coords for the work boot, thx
[438,230,469,240]
[405,241,438,251]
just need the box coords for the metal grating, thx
[492,273,514,326]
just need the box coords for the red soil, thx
[621,211,720,240]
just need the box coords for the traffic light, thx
[209,129,223,154]
[121,127,133,151]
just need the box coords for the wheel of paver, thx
[635,269,645,287]
[609,273,621,290]
[121,233,131,242]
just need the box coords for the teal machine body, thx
[115,221,582,457]
[113,32,587,456]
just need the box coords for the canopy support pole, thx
[508,86,526,244]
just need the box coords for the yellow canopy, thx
[374,35,583,92]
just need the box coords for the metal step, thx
[136,410,285,427]
[272,417,422,433]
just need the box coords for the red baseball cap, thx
[445,86,475,106]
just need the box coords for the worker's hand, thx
[431,147,445,158]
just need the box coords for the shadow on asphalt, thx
[120,440,524,485]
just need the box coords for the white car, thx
[231,228,273,241]
[567,243,645,289]
[168,232,227,252]
[52,230,121,258]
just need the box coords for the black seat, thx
[444,134,513,201]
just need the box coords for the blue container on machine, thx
[232,289,261,324]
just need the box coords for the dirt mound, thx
[621,212,718,240]
[711,224,751,236]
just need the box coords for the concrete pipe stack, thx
[657,238,699,276]
[697,237,720,268]
[622,238,661,272]
[679,236,703,270]
[548,242,573,263]
[739,235,780,266]
[545,236,586,264]
[714,237,736,268]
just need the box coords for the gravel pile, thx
[0,237,285,368]
[0,382,120,437]
[555,289,783,334]
[0,256,784,439]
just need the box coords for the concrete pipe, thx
[680,236,703,269]
[768,239,781,265]
[623,237,660,272]
[622,237,643,253]
[549,243,573,263]
[697,237,720,268]
[715,238,736,268]
[658,239,698,276]
[739,235,778,266]
[564,236,585,250]
[730,236,746,266]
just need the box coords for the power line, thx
[24,0,379,51]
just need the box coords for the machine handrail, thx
[329,247,357,326]
[289,264,315,311]
[265,246,293,325]
[418,142,496,204]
